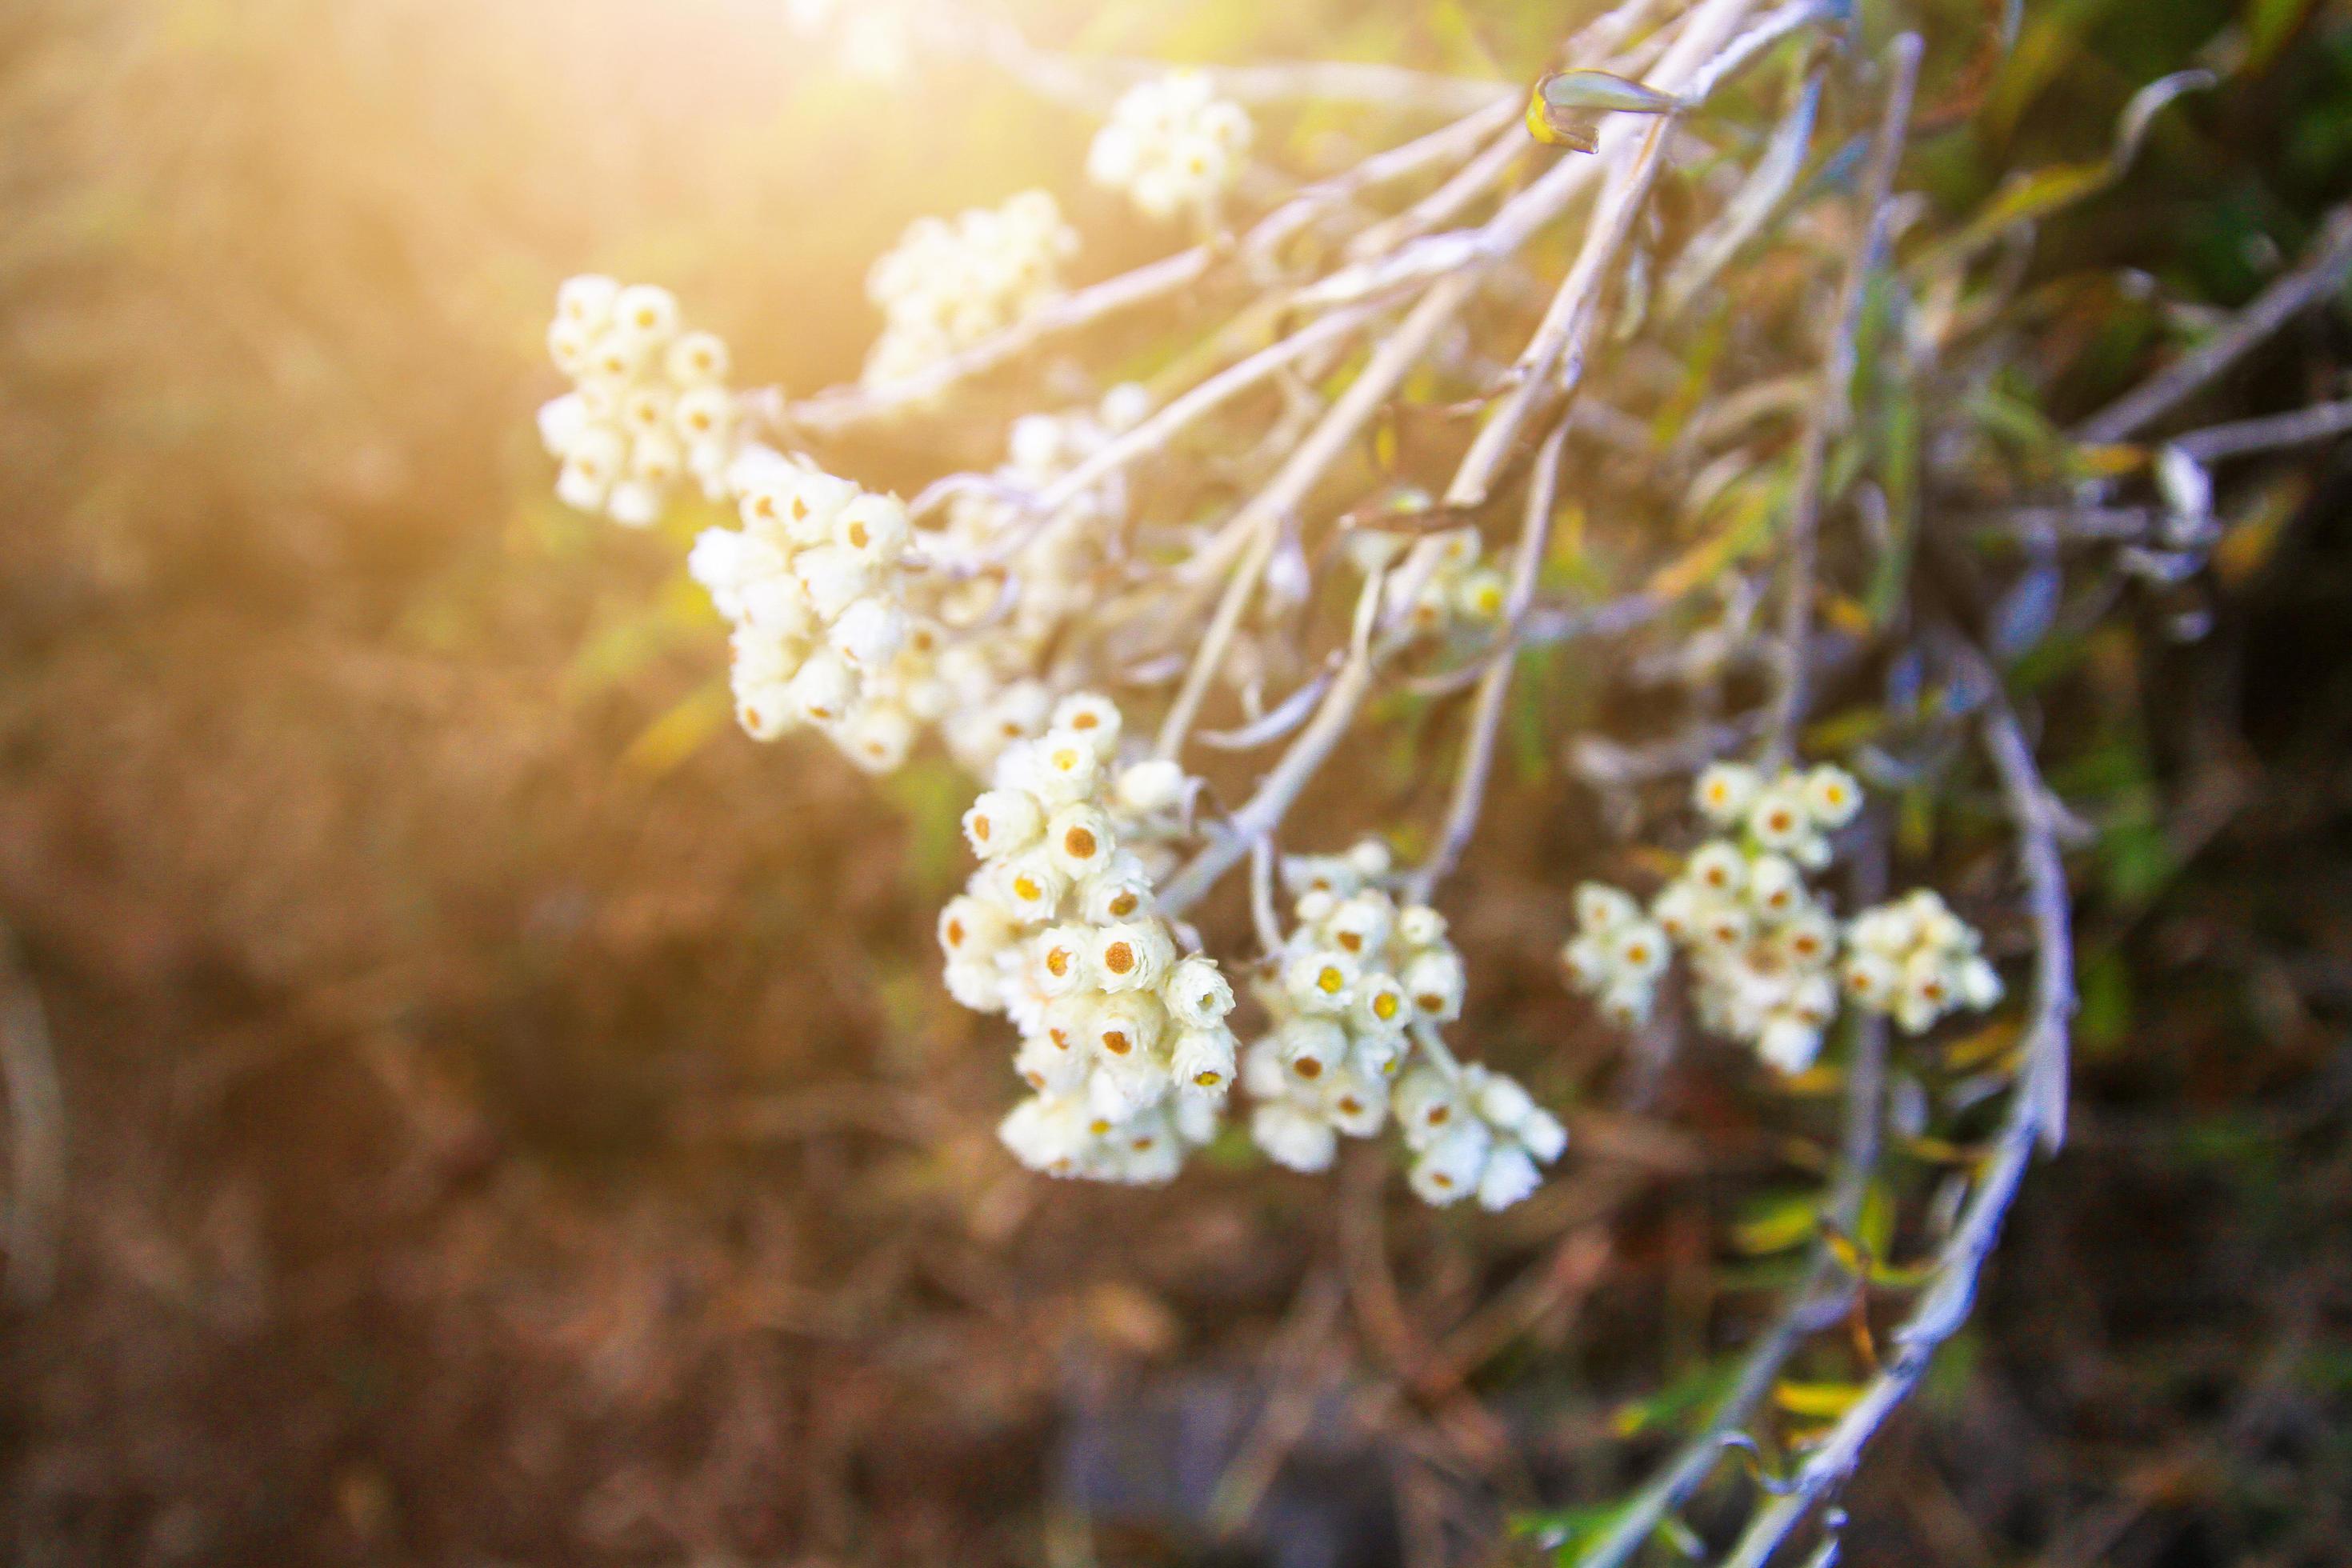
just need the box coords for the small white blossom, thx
[1843,888,2000,1035]
[1088,71,1252,220]
[542,275,744,529]
[863,191,1078,389]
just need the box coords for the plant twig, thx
[0,923,64,1308]
[1154,272,1478,760]
[2072,204,2352,446]
[1762,33,1922,769]
[2171,394,2352,463]
[1407,418,1570,902]
[1712,630,2075,1568]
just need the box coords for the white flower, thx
[1758,1015,1822,1074]
[1050,691,1123,758]
[1695,761,1762,823]
[946,959,1007,1014]
[832,491,910,566]
[1574,882,1641,934]
[1517,1104,1568,1163]
[556,274,622,331]
[1091,921,1174,994]
[842,704,914,773]
[938,895,1014,962]
[606,480,662,528]
[1276,1017,1347,1081]
[787,650,858,726]
[829,594,908,669]
[1321,1067,1389,1138]
[1802,763,1862,828]
[1283,949,1361,1014]
[963,788,1045,860]
[1687,840,1747,896]
[1408,1122,1494,1206]
[610,282,681,346]
[1746,854,1806,919]
[1014,1032,1089,1095]
[665,330,730,385]
[1352,973,1410,1037]
[556,458,610,513]
[1164,956,1236,1029]
[1396,904,1447,949]
[673,384,734,445]
[732,683,793,742]
[1076,864,1155,926]
[1090,71,1251,218]
[1280,854,1361,900]
[1958,954,2004,1010]
[1025,730,1103,807]
[1170,1027,1238,1094]
[1326,894,1395,958]
[1402,949,1466,1022]
[1030,924,1096,998]
[1746,782,1811,853]
[998,1094,1070,1169]
[1477,1146,1543,1211]
[1610,922,1670,983]
[1393,1066,1468,1149]
[1114,759,1186,817]
[1253,1104,1339,1173]
[1089,991,1167,1064]
[537,393,589,457]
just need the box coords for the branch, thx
[1152,270,1479,759]
[1762,32,1922,768]
[0,922,64,1308]
[955,296,1398,574]
[778,78,1551,434]
[2072,204,2352,446]
[774,246,1214,433]
[1406,417,1572,902]
[1158,565,1391,913]
[1712,630,2076,1568]
[2170,394,2352,463]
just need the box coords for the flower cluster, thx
[1393,1061,1569,1210]
[1236,842,1562,1210]
[541,275,741,528]
[1842,889,2003,1034]
[862,191,1078,388]
[686,457,938,773]
[1691,759,1859,870]
[1558,883,1672,1031]
[939,698,1240,1184]
[1086,71,1253,221]
[1565,762,2002,1073]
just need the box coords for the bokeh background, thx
[3,0,2352,1562]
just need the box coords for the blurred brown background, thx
[3,0,2351,1562]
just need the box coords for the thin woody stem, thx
[1762,33,1922,770]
